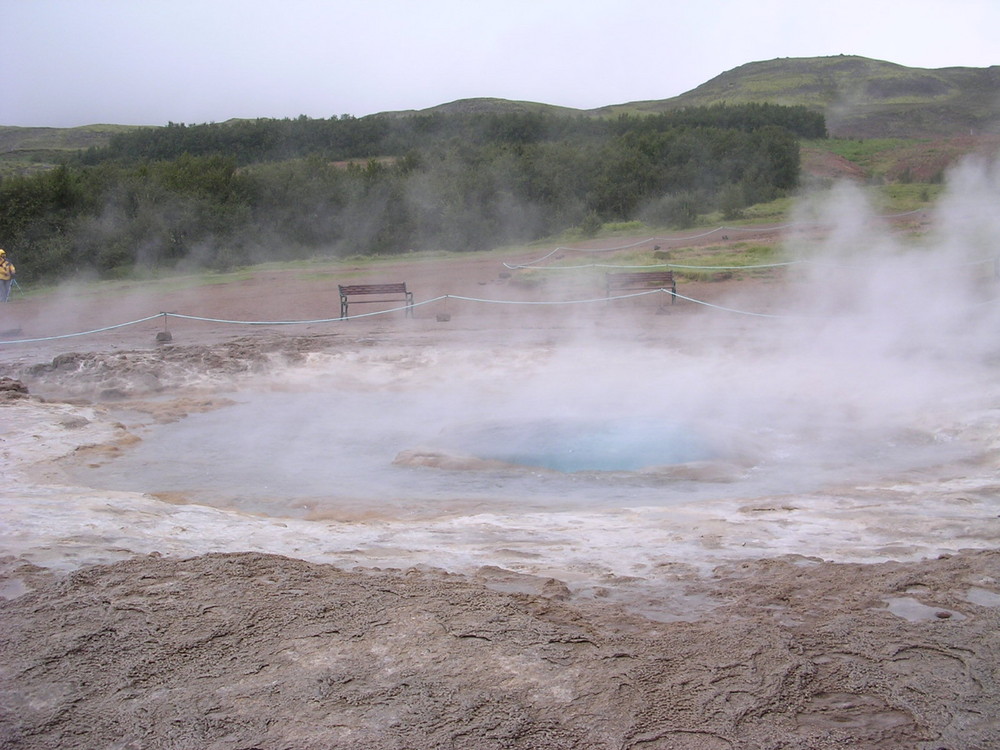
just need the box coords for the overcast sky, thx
[4,0,998,128]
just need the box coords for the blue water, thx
[75,388,975,520]
[438,418,713,472]
[75,390,735,517]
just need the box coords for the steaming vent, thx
[433,417,715,472]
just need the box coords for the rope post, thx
[437,294,452,322]
[156,312,173,343]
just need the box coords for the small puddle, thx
[964,587,1000,607]
[883,597,965,622]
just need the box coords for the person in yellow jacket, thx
[0,249,15,302]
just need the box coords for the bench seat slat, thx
[339,283,408,295]
[605,271,676,303]
[339,282,414,318]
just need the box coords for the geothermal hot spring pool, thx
[77,369,971,518]
[52,327,999,618]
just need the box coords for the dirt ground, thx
[2,225,999,749]
[2,550,998,750]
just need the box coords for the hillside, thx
[0,124,144,176]
[416,56,1000,140]
[388,97,582,118]
[3,56,999,180]
[597,55,1000,138]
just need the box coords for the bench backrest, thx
[606,271,675,290]
[339,283,408,296]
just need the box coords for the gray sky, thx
[4,0,998,128]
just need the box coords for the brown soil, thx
[2,550,998,750]
[1,227,998,749]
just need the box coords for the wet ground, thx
[3,211,1000,747]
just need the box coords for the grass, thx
[16,265,265,300]
[701,196,796,226]
[808,137,920,163]
[874,183,943,212]
[801,135,993,185]
[512,239,786,291]
[0,124,148,177]
[604,243,784,281]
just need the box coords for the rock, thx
[0,377,29,400]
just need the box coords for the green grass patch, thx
[600,221,648,235]
[626,243,784,281]
[527,241,786,286]
[874,183,943,212]
[809,137,919,164]
[16,266,265,301]
[701,196,795,226]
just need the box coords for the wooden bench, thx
[339,282,414,319]
[605,271,676,304]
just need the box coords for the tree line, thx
[0,104,825,283]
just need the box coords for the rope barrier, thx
[164,297,446,325]
[509,256,1000,272]
[4,279,998,346]
[0,314,165,345]
[164,312,346,326]
[0,287,849,346]
[503,225,795,269]
[670,291,794,318]
[503,211,927,270]
[440,291,662,306]
[513,260,804,271]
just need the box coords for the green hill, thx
[0,123,149,176]
[594,55,1000,138]
[385,97,582,118]
[3,56,999,179]
[402,56,1000,139]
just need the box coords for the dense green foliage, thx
[0,104,821,282]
